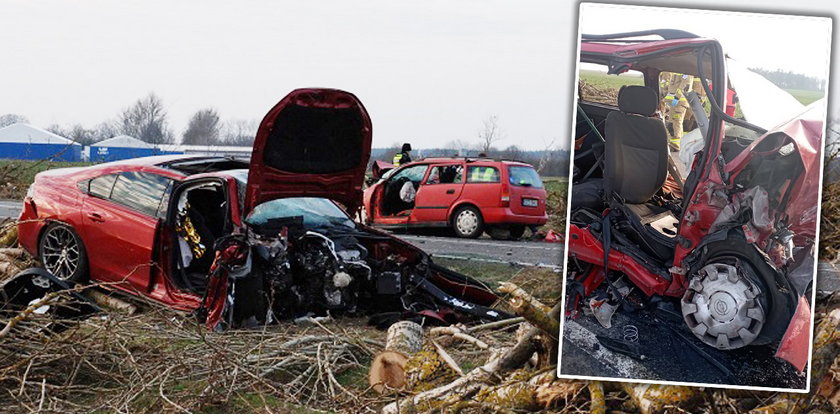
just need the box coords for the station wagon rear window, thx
[508,166,543,188]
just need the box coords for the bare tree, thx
[478,115,503,154]
[221,118,259,146]
[118,93,174,146]
[182,108,222,145]
[46,122,121,145]
[501,145,523,161]
[0,114,29,128]
[536,137,558,174]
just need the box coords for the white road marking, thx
[399,235,561,251]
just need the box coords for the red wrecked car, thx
[10,88,508,330]
[362,158,548,239]
[565,30,823,372]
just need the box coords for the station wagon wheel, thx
[509,225,526,240]
[39,223,88,283]
[452,206,484,239]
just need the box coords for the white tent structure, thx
[0,123,81,161]
[87,135,182,161]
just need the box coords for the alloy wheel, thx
[41,226,81,280]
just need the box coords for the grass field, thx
[0,159,92,199]
[786,88,825,105]
[579,69,644,89]
[542,177,567,232]
[579,70,823,106]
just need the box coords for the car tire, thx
[509,225,526,240]
[452,206,484,239]
[487,226,511,240]
[39,223,89,283]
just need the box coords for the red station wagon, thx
[362,158,548,239]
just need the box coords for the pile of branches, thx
[0,298,387,413]
[578,79,619,106]
[820,143,840,261]
[374,284,839,414]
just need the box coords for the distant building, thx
[87,135,181,162]
[0,123,82,161]
[159,144,252,159]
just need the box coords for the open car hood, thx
[245,88,372,216]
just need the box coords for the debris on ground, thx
[0,221,838,412]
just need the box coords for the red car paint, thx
[246,88,372,216]
[569,33,822,367]
[362,158,548,236]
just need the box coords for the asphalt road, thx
[397,234,563,268]
[0,200,20,220]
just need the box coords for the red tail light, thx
[500,181,510,207]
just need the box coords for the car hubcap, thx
[42,227,80,280]
[681,262,765,350]
[456,210,478,235]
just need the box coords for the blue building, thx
[88,135,181,162]
[0,123,82,161]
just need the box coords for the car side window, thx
[426,165,463,185]
[390,165,428,184]
[466,166,500,183]
[88,174,119,199]
[110,172,174,217]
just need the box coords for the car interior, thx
[379,165,426,216]
[170,181,229,294]
[573,85,682,269]
[378,164,464,217]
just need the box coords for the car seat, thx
[603,85,678,262]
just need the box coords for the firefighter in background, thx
[661,73,693,149]
[392,143,412,166]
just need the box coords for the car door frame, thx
[78,169,176,293]
[410,162,466,225]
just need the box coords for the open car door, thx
[245,88,373,216]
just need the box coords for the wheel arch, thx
[448,201,482,225]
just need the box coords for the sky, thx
[578,4,832,79]
[0,0,571,150]
[0,1,837,150]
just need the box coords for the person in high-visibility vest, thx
[392,143,412,166]
[662,73,693,149]
[470,166,497,182]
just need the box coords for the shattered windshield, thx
[247,197,355,230]
[231,171,355,230]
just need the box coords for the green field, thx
[579,69,644,89]
[786,88,825,105]
[0,160,92,199]
[542,177,567,232]
[579,70,823,106]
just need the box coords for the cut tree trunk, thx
[369,321,423,394]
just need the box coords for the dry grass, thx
[820,144,840,261]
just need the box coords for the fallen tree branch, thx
[498,282,559,338]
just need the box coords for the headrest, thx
[617,85,658,116]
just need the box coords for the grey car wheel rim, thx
[681,262,765,350]
[456,210,479,235]
[42,226,80,280]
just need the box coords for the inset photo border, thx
[558,2,832,392]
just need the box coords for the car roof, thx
[580,30,718,77]
[407,157,532,167]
